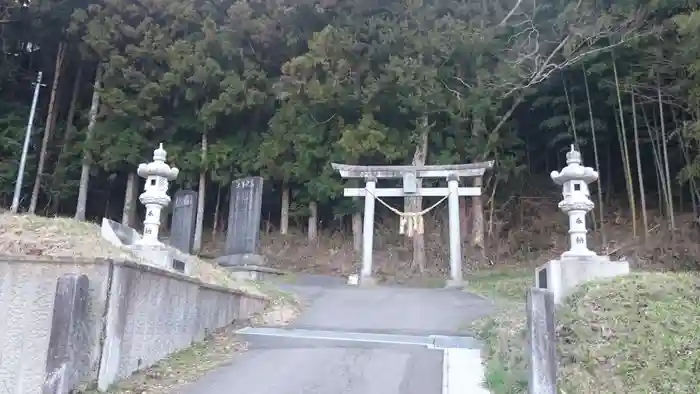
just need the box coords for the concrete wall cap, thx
[0,255,270,301]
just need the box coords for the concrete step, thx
[236,326,482,350]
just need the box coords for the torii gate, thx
[332,161,494,287]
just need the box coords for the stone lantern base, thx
[535,255,630,305]
[130,243,192,276]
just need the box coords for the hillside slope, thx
[476,273,700,394]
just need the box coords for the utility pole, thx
[11,71,44,214]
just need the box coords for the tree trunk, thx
[104,185,111,218]
[562,75,579,144]
[308,201,318,241]
[407,119,429,272]
[460,198,470,242]
[352,178,362,252]
[472,176,485,253]
[121,172,137,226]
[641,104,668,215]
[29,41,66,214]
[670,110,694,216]
[605,143,613,205]
[281,184,289,235]
[192,131,207,254]
[75,64,102,221]
[612,56,637,238]
[631,90,648,241]
[487,177,499,241]
[679,124,700,213]
[212,185,222,242]
[582,65,606,246]
[657,74,675,231]
[52,61,83,214]
[352,211,362,252]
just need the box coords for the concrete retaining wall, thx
[0,256,269,394]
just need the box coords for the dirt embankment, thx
[0,213,265,295]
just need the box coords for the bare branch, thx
[599,80,694,114]
[490,94,525,136]
[501,32,645,97]
[441,80,462,100]
[489,4,648,98]
[308,112,336,125]
[498,0,524,27]
[452,76,472,89]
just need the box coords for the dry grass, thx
[0,213,133,259]
[205,211,507,284]
[0,213,265,295]
[472,272,700,394]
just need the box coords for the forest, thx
[2,0,700,272]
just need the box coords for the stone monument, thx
[217,176,265,267]
[535,145,630,304]
[170,189,198,253]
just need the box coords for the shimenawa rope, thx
[363,187,451,237]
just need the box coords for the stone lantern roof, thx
[137,143,179,180]
[550,145,598,185]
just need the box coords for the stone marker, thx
[101,217,142,247]
[526,287,557,394]
[43,274,90,394]
[170,190,198,254]
[218,176,264,266]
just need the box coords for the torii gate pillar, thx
[361,177,377,281]
[447,173,462,285]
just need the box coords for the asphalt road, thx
[180,275,494,394]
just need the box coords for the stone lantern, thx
[135,143,179,245]
[550,145,598,257]
[535,145,629,305]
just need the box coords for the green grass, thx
[471,272,700,394]
[473,302,528,394]
[460,267,532,394]
[465,267,533,301]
